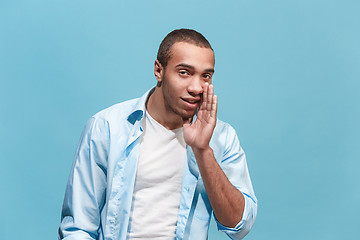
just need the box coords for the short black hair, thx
[157,29,213,68]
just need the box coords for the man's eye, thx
[179,71,189,76]
[203,74,211,79]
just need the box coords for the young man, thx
[59,29,257,240]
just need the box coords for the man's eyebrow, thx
[205,68,215,74]
[175,63,215,73]
[175,63,195,70]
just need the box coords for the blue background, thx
[0,1,359,239]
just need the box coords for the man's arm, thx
[59,117,108,240]
[192,147,245,227]
[183,83,256,238]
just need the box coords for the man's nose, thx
[188,77,203,95]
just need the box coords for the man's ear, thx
[154,59,164,83]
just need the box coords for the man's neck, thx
[146,87,183,130]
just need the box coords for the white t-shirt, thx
[126,110,187,239]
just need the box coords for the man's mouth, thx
[181,97,200,108]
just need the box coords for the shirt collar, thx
[126,87,155,125]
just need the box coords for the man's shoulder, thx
[92,97,142,124]
[210,119,241,160]
[214,119,236,135]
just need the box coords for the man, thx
[59,29,257,240]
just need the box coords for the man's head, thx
[157,29,214,69]
[150,29,215,125]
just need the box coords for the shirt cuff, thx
[215,191,256,235]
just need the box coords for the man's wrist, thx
[192,146,214,160]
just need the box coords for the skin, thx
[147,41,245,228]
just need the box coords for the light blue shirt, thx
[59,89,257,240]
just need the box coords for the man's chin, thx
[180,109,197,121]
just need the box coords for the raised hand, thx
[183,83,217,150]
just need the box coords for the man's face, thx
[156,42,215,120]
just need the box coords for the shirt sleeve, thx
[215,124,258,240]
[59,117,109,240]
